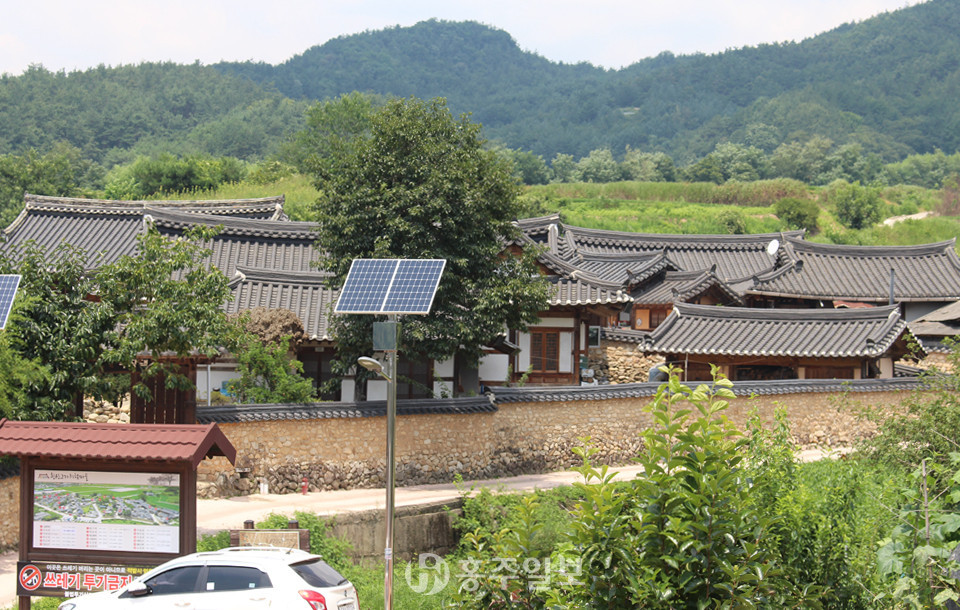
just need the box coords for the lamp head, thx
[357,356,383,373]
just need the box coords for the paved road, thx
[0,464,647,608]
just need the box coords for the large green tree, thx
[314,97,549,389]
[280,91,383,177]
[2,225,232,419]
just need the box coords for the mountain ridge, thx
[1,2,958,165]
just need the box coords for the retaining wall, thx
[195,384,905,499]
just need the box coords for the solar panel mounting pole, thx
[335,258,445,610]
[383,315,398,610]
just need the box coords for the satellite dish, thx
[766,239,780,256]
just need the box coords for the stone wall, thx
[588,340,661,384]
[82,396,131,424]
[197,388,901,498]
[0,475,18,551]
[0,386,913,549]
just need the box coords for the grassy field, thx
[193,175,956,249]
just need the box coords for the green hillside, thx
[1,1,959,167]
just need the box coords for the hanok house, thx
[516,215,802,332]
[641,303,920,382]
[0,194,339,409]
[746,236,960,320]
[907,299,960,363]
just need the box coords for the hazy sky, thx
[1,0,919,76]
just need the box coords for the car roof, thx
[166,547,320,567]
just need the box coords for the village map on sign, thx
[33,470,180,554]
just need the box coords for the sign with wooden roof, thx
[0,420,237,607]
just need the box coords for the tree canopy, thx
[1,225,233,419]
[314,97,549,383]
[5,4,960,169]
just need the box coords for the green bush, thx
[105,153,246,198]
[717,208,747,234]
[774,196,821,233]
[256,511,353,571]
[875,456,960,607]
[452,367,816,607]
[830,181,883,229]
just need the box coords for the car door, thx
[193,564,274,610]
[120,565,204,609]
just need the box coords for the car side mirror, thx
[126,581,151,597]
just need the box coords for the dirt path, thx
[882,210,934,226]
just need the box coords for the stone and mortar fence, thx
[0,379,922,551]
[588,341,662,384]
[195,381,911,499]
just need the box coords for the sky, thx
[0,0,921,77]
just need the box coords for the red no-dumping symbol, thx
[19,564,41,591]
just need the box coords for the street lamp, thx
[357,357,387,379]
[358,352,398,610]
[336,258,445,610]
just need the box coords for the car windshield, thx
[290,559,348,588]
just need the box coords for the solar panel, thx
[0,275,21,330]
[334,259,445,315]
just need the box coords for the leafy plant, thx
[625,366,804,607]
[774,196,821,233]
[224,320,316,404]
[830,181,883,230]
[257,511,353,571]
[876,456,960,608]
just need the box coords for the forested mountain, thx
[2,0,959,165]
[0,63,307,164]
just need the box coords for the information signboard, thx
[33,470,180,554]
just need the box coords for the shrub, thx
[774,196,821,233]
[717,208,747,234]
[831,181,883,229]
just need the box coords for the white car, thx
[57,547,360,610]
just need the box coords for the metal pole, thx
[384,315,398,610]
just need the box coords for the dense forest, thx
[1,0,960,168]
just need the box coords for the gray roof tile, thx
[549,278,632,306]
[749,236,960,302]
[633,269,744,305]
[557,224,799,283]
[644,302,910,358]
[488,376,921,402]
[196,397,497,423]
[2,195,291,267]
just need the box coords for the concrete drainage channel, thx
[329,498,463,563]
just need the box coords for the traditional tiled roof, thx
[572,251,677,286]
[549,278,632,307]
[913,300,960,323]
[632,268,744,305]
[2,194,290,267]
[601,327,650,344]
[749,236,960,302]
[1,194,330,345]
[558,225,800,283]
[196,397,497,424]
[908,300,960,351]
[488,376,921,403]
[20,194,286,218]
[514,214,562,239]
[227,268,337,341]
[643,303,911,358]
[0,420,235,467]
[149,209,320,279]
